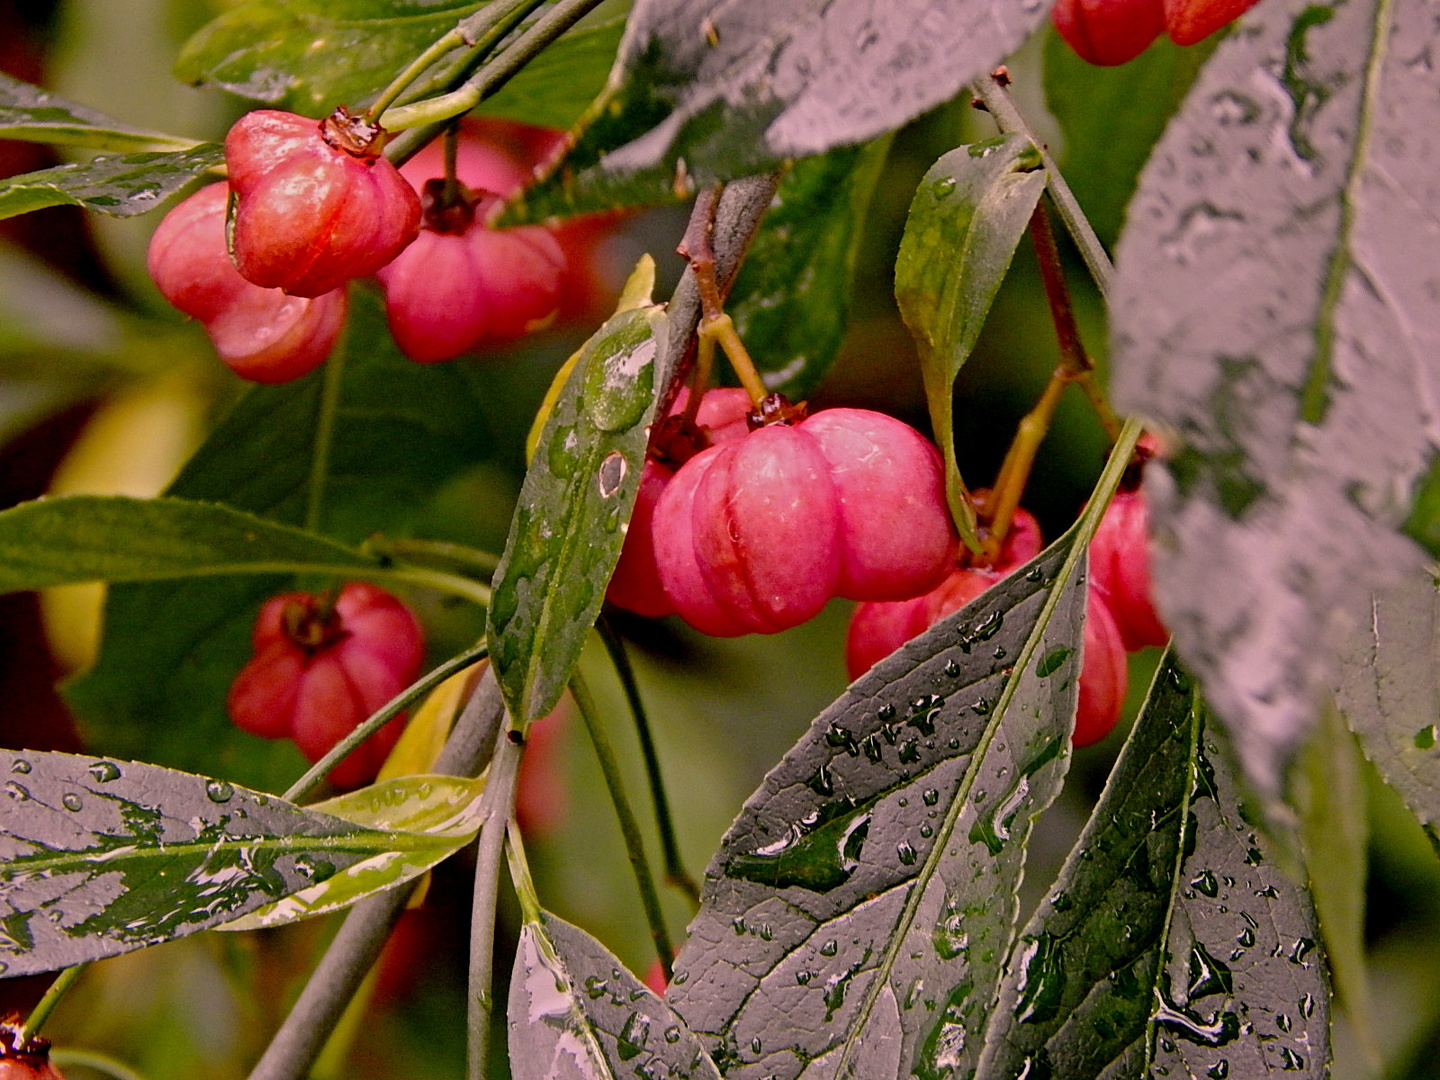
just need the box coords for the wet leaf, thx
[508,0,1053,222]
[0,495,378,593]
[508,912,721,1080]
[0,145,223,221]
[896,134,1047,545]
[1109,0,1440,800]
[175,0,481,119]
[727,139,891,402]
[0,72,199,153]
[667,535,1086,1079]
[487,298,667,725]
[975,655,1330,1079]
[219,774,485,931]
[0,750,435,977]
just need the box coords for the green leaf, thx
[895,135,1048,546]
[508,0,1053,222]
[0,750,423,977]
[0,495,379,593]
[218,774,485,931]
[667,535,1086,1079]
[0,72,200,153]
[1110,0,1440,800]
[175,0,481,119]
[487,299,667,725]
[508,912,722,1080]
[974,655,1330,1079]
[475,19,627,133]
[0,144,223,221]
[726,139,891,402]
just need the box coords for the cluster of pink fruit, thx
[148,108,604,382]
[1052,0,1260,66]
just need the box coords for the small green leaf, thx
[975,655,1329,1079]
[896,135,1048,546]
[487,299,667,725]
[0,750,418,977]
[218,774,485,931]
[508,912,721,1080]
[0,144,223,221]
[0,495,379,594]
[175,0,481,119]
[726,139,891,401]
[0,72,200,153]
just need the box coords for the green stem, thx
[50,1050,149,1080]
[570,671,675,981]
[305,343,347,535]
[284,639,488,803]
[364,536,502,578]
[371,563,493,608]
[597,618,700,906]
[505,818,543,925]
[21,963,84,1040]
[365,26,467,122]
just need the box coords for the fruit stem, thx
[364,536,501,578]
[20,962,83,1041]
[570,670,676,985]
[704,312,769,406]
[305,336,348,534]
[983,371,1065,561]
[598,617,702,907]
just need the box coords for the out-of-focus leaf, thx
[488,296,667,725]
[476,19,626,132]
[896,135,1047,545]
[1042,30,1213,248]
[0,72,198,153]
[1110,0,1440,799]
[379,665,475,781]
[975,655,1330,1079]
[667,536,1086,1080]
[0,145,223,221]
[0,751,420,977]
[726,139,890,402]
[508,0,1053,222]
[175,0,481,119]
[508,912,722,1080]
[0,495,379,593]
[219,774,485,931]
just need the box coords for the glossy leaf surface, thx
[0,145,223,221]
[0,73,198,152]
[667,536,1085,1079]
[976,655,1329,1079]
[0,751,417,977]
[1110,0,1440,798]
[508,912,722,1080]
[488,299,666,725]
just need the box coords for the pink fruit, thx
[224,108,421,297]
[1051,0,1165,65]
[228,582,425,789]
[1164,0,1260,44]
[1074,586,1128,746]
[1089,488,1169,651]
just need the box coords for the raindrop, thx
[1279,1048,1305,1071]
[1237,928,1255,948]
[820,940,838,957]
[1191,870,1219,897]
[877,703,895,721]
[89,761,121,783]
[897,841,917,865]
[583,975,609,1000]
[1037,645,1071,678]
[920,825,933,839]
[1416,725,1437,750]
[597,451,628,498]
[11,759,30,774]
[5,781,29,801]
[923,789,939,806]
[943,659,961,677]
[1207,1061,1230,1080]
[993,646,1006,660]
[62,793,83,811]
[932,176,957,199]
[1289,938,1315,967]
[1276,1013,1292,1032]
[1209,90,1261,126]
[664,1027,681,1044]
[796,970,813,985]
[751,1037,763,1054]
[206,780,235,804]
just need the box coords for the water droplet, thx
[5,781,29,801]
[88,761,121,783]
[932,176,957,199]
[1191,870,1220,897]
[617,1010,648,1060]
[861,733,884,762]
[583,975,609,999]
[877,703,895,721]
[1416,725,1438,749]
[751,1037,763,1054]
[1210,90,1261,126]
[597,451,628,498]
[1276,1013,1292,1032]
[1289,937,1315,967]
[1279,1048,1305,1071]
[897,841,917,865]
[825,722,859,756]
[920,824,933,838]
[1237,927,1255,948]
[206,780,235,804]
[1187,944,1233,1001]
[820,940,838,957]
[1014,934,1064,1025]
[897,739,921,764]
[943,659,961,677]
[11,759,30,774]
[664,1026,681,1044]
[1037,645,1072,678]
[61,792,82,811]
[1161,203,1245,267]
[806,763,834,796]
[1207,1061,1230,1080]
[796,970,813,985]
[1245,847,1264,866]
[546,426,580,477]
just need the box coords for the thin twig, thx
[305,342,347,535]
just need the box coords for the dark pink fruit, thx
[1074,586,1128,746]
[1089,488,1168,651]
[1164,0,1259,44]
[1052,0,1165,65]
[224,108,421,297]
[228,582,425,789]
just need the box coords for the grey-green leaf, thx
[0,751,413,977]
[666,536,1085,1080]
[0,495,378,594]
[508,912,722,1080]
[1109,0,1438,800]
[0,145,222,221]
[487,301,666,725]
[0,72,199,153]
[975,655,1330,1079]
[896,135,1048,544]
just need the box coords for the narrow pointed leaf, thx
[0,145,223,221]
[467,19,627,133]
[667,535,1085,1079]
[1109,0,1440,798]
[218,774,485,931]
[0,495,379,593]
[508,912,722,1080]
[0,751,439,977]
[896,135,1048,544]
[487,298,667,725]
[975,655,1329,1079]
[0,73,199,152]
[509,0,1053,222]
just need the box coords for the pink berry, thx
[228,582,425,789]
[1089,488,1168,651]
[224,108,421,297]
[844,592,935,682]
[147,183,346,383]
[1074,586,1128,746]
[1164,0,1260,44]
[1051,0,1165,65]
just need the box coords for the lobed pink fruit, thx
[224,109,421,298]
[1051,0,1165,65]
[1164,0,1260,44]
[1074,586,1128,746]
[1089,488,1169,651]
[147,183,346,383]
[228,582,425,789]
